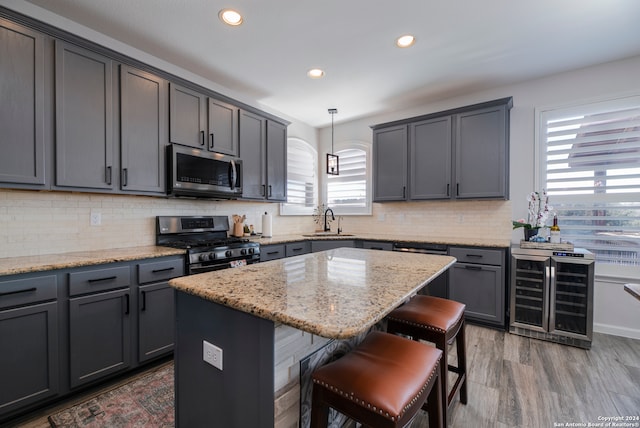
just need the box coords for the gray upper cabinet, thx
[170,83,239,156]
[409,116,451,200]
[54,41,114,190]
[208,98,239,156]
[169,83,206,149]
[0,19,46,187]
[120,65,168,194]
[266,120,287,201]
[454,105,508,199]
[372,97,511,202]
[239,109,287,201]
[373,125,407,201]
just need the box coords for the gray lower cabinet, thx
[69,287,131,388]
[285,241,311,257]
[136,257,184,363]
[261,244,285,261]
[360,241,394,251]
[448,247,505,327]
[120,65,168,194]
[239,110,287,201]
[54,40,115,190]
[0,19,47,188]
[311,240,356,252]
[0,275,58,415]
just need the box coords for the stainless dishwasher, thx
[393,242,449,298]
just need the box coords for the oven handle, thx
[393,247,447,255]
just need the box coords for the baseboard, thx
[593,322,640,340]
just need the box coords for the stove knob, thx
[248,248,254,255]
[208,253,216,261]
[225,250,232,257]
[240,248,247,255]
[199,254,208,262]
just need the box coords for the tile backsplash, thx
[0,189,511,258]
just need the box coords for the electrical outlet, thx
[90,212,101,226]
[203,340,223,371]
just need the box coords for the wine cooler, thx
[510,247,595,349]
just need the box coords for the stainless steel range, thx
[156,216,260,275]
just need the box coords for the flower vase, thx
[524,228,540,241]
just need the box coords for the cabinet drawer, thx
[69,266,131,296]
[138,258,184,284]
[285,242,311,257]
[449,247,503,266]
[0,275,57,309]
[261,245,285,261]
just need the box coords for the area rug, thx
[48,363,174,428]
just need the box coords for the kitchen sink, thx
[302,232,354,237]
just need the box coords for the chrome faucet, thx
[324,207,335,232]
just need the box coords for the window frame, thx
[535,92,640,278]
[324,140,372,216]
[280,137,318,216]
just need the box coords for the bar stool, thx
[311,331,443,428]
[386,295,467,424]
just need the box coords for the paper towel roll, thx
[262,212,272,237]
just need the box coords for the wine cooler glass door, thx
[510,255,550,332]
[549,258,594,339]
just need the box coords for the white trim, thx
[593,323,640,340]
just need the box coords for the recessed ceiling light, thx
[396,35,416,48]
[219,9,243,26]
[307,68,325,79]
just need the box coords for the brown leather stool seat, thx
[311,331,443,428]
[387,295,467,424]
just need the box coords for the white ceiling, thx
[21,0,640,127]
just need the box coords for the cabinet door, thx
[169,83,206,148]
[55,41,114,189]
[260,244,285,261]
[139,283,175,363]
[0,301,59,414]
[410,117,451,199]
[239,109,266,199]
[0,19,46,187]
[454,105,508,199]
[208,98,238,156]
[373,125,407,201]
[285,241,311,257]
[120,65,167,193]
[311,240,356,252]
[510,255,549,332]
[449,263,504,326]
[69,288,131,388]
[266,121,287,201]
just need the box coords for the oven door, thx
[168,144,242,198]
[188,255,259,275]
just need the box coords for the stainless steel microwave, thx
[167,144,242,199]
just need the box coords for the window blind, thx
[540,96,640,266]
[327,148,367,209]
[286,139,317,207]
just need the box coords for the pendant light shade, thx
[327,108,339,175]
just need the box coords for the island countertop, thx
[169,247,456,339]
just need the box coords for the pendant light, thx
[326,108,339,175]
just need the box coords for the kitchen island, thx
[169,247,456,427]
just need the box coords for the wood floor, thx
[4,325,639,428]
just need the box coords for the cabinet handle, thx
[209,133,214,149]
[447,183,450,197]
[124,294,130,315]
[200,130,205,146]
[106,166,112,185]
[456,183,460,196]
[371,247,384,250]
[267,251,280,255]
[152,267,175,273]
[261,184,266,196]
[268,185,272,197]
[466,254,483,258]
[141,290,146,311]
[292,247,303,252]
[88,275,117,283]
[0,287,37,297]
[122,168,128,187]
[403,186,406,199]
[464,265,482,270]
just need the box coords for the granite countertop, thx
[0,246,185,276]
[169,247,456,339]
[252,232,510,248]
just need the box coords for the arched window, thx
[281,138,318,215]
[326,141,372,215]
